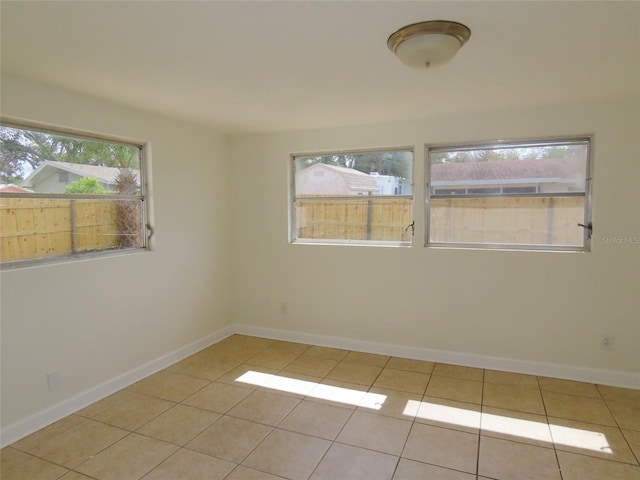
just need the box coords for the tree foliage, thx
[431,145,586,164]
[0,126,139,184]
[63,177,107,194]
[296,150,412,180]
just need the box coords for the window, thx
[291,148,414,245]
[426,138,592,251]
[0,123,149,267]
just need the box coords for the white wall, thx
[229,100,640,377]
[0,75,233,430]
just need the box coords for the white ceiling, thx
[2,1,639,135]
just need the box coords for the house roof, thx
[305,164,380,192]
[431,157,585,185]
[0,184,33,193]
[22,160,140,188]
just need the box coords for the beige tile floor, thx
[2,334,639,480]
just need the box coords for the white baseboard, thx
[0,326,234,448]
[233,323,640,390]
[3,322,638,448]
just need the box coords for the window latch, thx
[404,221,415,236]
[577,222,593,238]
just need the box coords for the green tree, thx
[63,177,106,194]
[0,126,140,184]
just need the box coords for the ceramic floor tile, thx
[219,335,275,350]
[186,416,272,463]
[225,465,285,479]
[393,458,475,480]
[483,383,545,415]
[76,433,178,480]
[215,364,280,386]
[484,370,539,388]
[372,368,430,395]
[549,417,637,464]
[126,371,209,402]
[481,406,552,447]
[359,388,422,420]
[227,390,300,426]
[425,374,483,404]
[242,429,331,480]
[386,357,434,374]
[606,399,640,431]
[11,414,85,452]
[259,371,322,398]
[182,381,255,413]
[26,419,128,468]
[305,379,369,409]
[623,429,640,463]
[137,404,220,445]
[172,357,239,381]
[414,396,481,434]
[402,422,478,474]
[342,351,390,367]
[303,345,349,361]
[76,389,134,418]
[245,350,300,370]
[478,436,561,480]
[284,356,339,377]
[59,472,95,479]
[12,334,640,480]
[542,390,617,427]
[597,385,640,406]
[142,448,236,480]
[91,391,175,431]
[538,377,600,398]
[433,363,484,382]
[557,451,640,480]
[0,447,22,462]
[325,361,382,386]
[278,399,353,440]
[0,449,69,480]
[310,442,397,480]
[261,340,312,355]
[337,410,412,456]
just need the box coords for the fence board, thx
[0,198,120,263]
[296,196,584,246]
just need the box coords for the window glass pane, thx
[293,149,413,244]
[430,196,585,247]
[0,198,144,263]
[427,140,591,250]
[430,143,587,196]
[1,125,140,195]
[1,124,146,266]
[295,150,412,197]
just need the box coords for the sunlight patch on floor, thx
[236,371,386,409]
[403,399,612,454]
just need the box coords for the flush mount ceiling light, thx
[387,20,471,69]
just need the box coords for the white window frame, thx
[290,147,415,247]
[0,120,153,269]
[425,136,593,252]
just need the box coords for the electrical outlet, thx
[47,371,61,391]
[601,336,614,351]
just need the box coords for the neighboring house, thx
[431,157,585,195]
[0,184,33,193]
[21,160,140,193]
[296,163,380,196]
[370,172,412,195]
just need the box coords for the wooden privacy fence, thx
[0,197,120,263]
[296,196,584,245]
[296,197,413,242]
